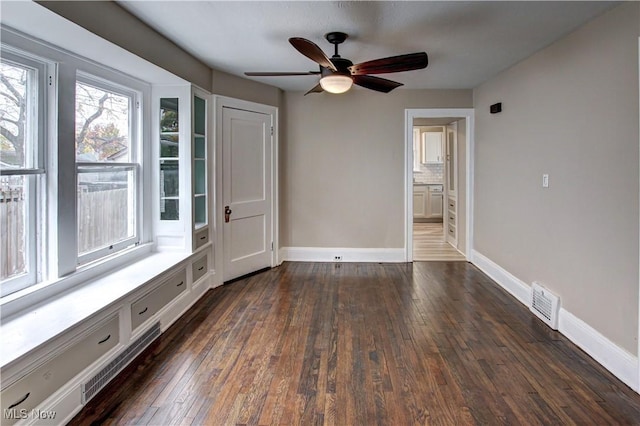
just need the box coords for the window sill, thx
[0,249,192,369]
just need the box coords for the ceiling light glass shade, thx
[319,74,353,94]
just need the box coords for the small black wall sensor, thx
[490,102,502,114]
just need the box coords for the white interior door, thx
[222,107,272,281]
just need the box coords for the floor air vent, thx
[82,322,161,403]
[530,282,560,330]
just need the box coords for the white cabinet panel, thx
[413,185,428,218]
[428,191,443,218]
[131,269,186,331]
[422,132,443,163]
[192,254,208,283]
[1,316,119,424]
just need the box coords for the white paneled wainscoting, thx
[0,249,216,425]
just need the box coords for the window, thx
[75,74,140,264]
[0,29,155,304]
[0,49,47,296]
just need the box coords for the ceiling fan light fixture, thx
[319,74,353,94]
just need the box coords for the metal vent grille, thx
[82,322,161,403]
[530,282,560,330]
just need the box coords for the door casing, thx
[404,108,474,262]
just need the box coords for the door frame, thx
[213,95,278,285]
[445,121,458,245]
[404,108,474,262]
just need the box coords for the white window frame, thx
[0,26,155,311]
[0,47,50,297]
[75,72,142,266]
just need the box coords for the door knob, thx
[224,206,232,223]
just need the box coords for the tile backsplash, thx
[414,163,443,184]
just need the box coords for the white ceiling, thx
[117,1,618,92]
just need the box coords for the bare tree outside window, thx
[75,82,130,162]
[75,80,137,259]
[0,62,28,168]
[0,61,30,282]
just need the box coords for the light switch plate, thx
[542,174,549,188]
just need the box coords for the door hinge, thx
[270,126,273,136]
[49,75,53,86]
[271,241,274,251]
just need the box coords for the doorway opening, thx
[404,109,474,262]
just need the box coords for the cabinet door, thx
[422,132,443,163]
[430,192,443,217]
[192,254,208,283]
[413,186,427,218]
[192,92,207,231]
[159,97,180,222]
[131,269,186,331]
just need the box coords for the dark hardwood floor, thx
[70,261,640,425]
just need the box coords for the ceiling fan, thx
[245,32,428,95]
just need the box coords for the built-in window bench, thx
[0,248,212,425]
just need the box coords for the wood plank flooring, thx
[70,262,640,425]
[413,222,466,261]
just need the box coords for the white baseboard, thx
[559,309,638,391]
[280,247,405,263]
[471,250,530,305]
[471,249,639,393]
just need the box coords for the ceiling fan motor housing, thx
[325,31,348,45]
[322,57,353,78]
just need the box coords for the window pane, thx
[160,160,179,221]
[75,81,131,162]
[160,98,178,133]
[160,98,179,222]
[78,168,135,255]
[0,175,27,281]
[0,61,32,169]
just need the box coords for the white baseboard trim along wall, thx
[279,247,405,263]
[471,250,639,393]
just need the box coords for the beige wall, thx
[212,70,281,107]
[37,1,212,91]
[282,89,472,248]
[473,3,639,354]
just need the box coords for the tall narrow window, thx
[0,50,46,296]
[159,98,179,221]
[75,74,140,265]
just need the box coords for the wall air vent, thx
[82,322,161,403]
[530,282,560,330]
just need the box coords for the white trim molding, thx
[472,249,639,393]
[404,108,475,263]
[280,247,405,263]
[559,309,638,392]
[472,250,530,305]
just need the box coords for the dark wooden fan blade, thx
[353,75,403,93]
[289,37,337,71]
[245,71,321,76]
[349,52,428,75]
[304,83,324,96]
